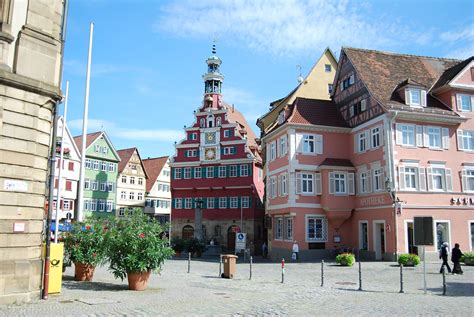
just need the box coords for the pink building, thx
[259,48,474,261]
[170,45,265,252]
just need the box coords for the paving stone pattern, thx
[1,258,473,316]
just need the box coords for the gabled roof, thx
[57,116,81,160]
[73,131,121,162]
[432,56,474,92]
[343,47,462,114]
[286,97,349,128]
[142,156,169,192]
[117,147,149,179]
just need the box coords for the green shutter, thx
[221,147,224,155]
[237,165,241,177]
[191,167,195,179]
[192,199,195,209]
[214,166,218,178]
[233,146,236,154]
[171,168,174,180]
[203,167,207,179]
[172,199,175,208]
[226,197,230,209]
[184,150,187,157]
[249,197,253,208]
[226,165,230,177]
[249,164,253,176]
[237,197,241,208]
[215,197,219,208]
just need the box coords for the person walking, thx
[451,243,464,275]
[439,242,451,273]
[262,242,268,258]
[292,240,299,261]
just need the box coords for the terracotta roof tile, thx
[287,97,349,128]
[320,158,354,167]
[142,156,169,192]
[73,132,102,154]
[432,56,474,91]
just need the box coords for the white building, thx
[143,156,172,224]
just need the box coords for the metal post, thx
[399,264,404,293]
[423,246,427,295]
[281,258,285,283]
[321,260,324,287]
[442,267,446,296]
[187,252,191,273]
[358,260,362,291]
[218,254,222,277]
[249,256,252,280]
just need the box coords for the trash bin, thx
[221,254,238,279]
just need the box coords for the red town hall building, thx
[170,46,265,252]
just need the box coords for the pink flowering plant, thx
[106,209,174,280]
[63,217,108,267]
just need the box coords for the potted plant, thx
[186,238,206,257]
[62,217,107,281]
[461,252,474,266]
[106,210,174,290]
[398,253,420,267]
[171,237,185,257]
[335,253,356,266]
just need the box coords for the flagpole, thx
[77,22,94,222]
[54,81,69,242]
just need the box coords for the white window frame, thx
[401,124,415,147]
[218,166,226,178]
[334,172,346,194]
[458,129,474,152]
[106,201,113,212]
[85,159,91,169]
[301,172,314,194]
[270,177,277,198]
[241,196,249,208]
[184,198,192,209]
[275,217,283,240]
[92,160,99,170]
[207,197,215,209]
[219,197,227,209]
[305,215,328,242]
[325,64,331,72]
[371,127,380,148]
[174,168,182,179]
[129,192,135,200]
[183,167,191,179]
[130,177,135,185]
[98,200,105,212]
[427,126,442,149]
[434,220,452,251]
[240,164,249,177]
[229,165,238,177]
[404,166,418,190]
[206,166,214,178]
[359,220,369,250]
[91,181,98,191]
[285,217,293,241]
[270,141,276,161]
[281,174,288,196]
[175,198,182,209]
[303,134,315,154]
[279,135,288,156]
[195,167,202,179]
[121,191,126,200]
[372,168,384,192]
[358,132,367,152]
[229,197,238,209]
[224,129,231,138]
[457,94,473,112]
[461,168,474,193]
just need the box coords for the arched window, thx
[207,115,214,128]
[200,118,205,128]
[214,225,221,237]
[182,225,194,240]
[216,117,221,127]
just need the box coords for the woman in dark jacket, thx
[451,243,464,275]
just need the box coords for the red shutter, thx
[54,179,58,188]
[68,162,74,171]
[65,180,72,191]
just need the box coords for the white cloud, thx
[439,27,474,59]
[154,0,429,57]
[64,60,153,78]
[68,118,183,142]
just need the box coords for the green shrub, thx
[461,252,474,264]
[398,253,420,266]
[106,210,174,280]
[185,237,206,254]
[335,253,355,266]
[171,237,185,253]
[62,216,108,267]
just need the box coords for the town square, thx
[0,0,473,316]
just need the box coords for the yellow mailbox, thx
[44,242,64,294]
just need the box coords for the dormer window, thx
[278,111,285,124]
[405,88,426,107]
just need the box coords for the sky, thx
[63,0,474,159]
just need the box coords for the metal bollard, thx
[442,267,446,296]
[218,254,222,277]
[187,252,191,273]
[249,256,253,280]
[358,260,362,291]
[281,258,285,283]
[399,264,404,293]
[321,260,324,287]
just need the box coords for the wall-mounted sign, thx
[450,197,474,205]
[13,222,25,233]
[359,195,386,207]
[4,180,28,192]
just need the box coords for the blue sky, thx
[63,0,474,159]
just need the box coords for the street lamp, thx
[194,198,204,241]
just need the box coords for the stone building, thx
[0,0,67,304]
[116,147,148,216]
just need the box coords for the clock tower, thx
[169,45,265,254]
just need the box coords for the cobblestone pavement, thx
[1,258,473,316]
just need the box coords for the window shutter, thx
[461,169,468,192]
[237,197,241,209]
[214,166,218,178]
[421,90,427,107]
[249,164,253,176]
[203,198,208,209]
[316,134,323,154]
[445,168,453,192]
[471,96,474,111]
[367,170,372,192]
[395,124,402,145]
[226,197,230,209]
[276,140,280,157]
[191,167,195,179]
[296,172,302,194]
[456,94,462,111]
[422,126,429,147]
[184,150,188,157]
[356,172,360,194]
[266,144,270,160]
[354,134,359,153]
[329,172,335,194]
[426,167,433,191]
[349,74,355,85]
[405,89,410,105]
[232,146,237,154]
[442,128,449,149]
[296,134,303,153]
[277,175,281,197]
[315,173,322,195]
[365,130,370,150]
[398,166,405,190]
[285,173,289,196]
[457,130,464,150]
[418,167,426,191]
[215,197,219,208]
[379,125,384,146]
[348,173,355,195]
[416,125,423,147]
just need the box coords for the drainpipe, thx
[387,111,398,260]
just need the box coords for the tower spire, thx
[202,42,224,109]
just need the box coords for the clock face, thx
[205,132,216,144]
[205,148,216,160]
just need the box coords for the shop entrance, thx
[373,221,386,260]
[406,221,418,255]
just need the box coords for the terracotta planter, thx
[127,270,151,291]
[74,262,95,281]
[174,250,182,257]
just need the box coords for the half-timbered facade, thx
[261,47,474,261]
[170,46,265,252]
